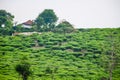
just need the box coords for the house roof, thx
[23,20,33,25]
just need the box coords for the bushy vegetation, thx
[0,28,120,80]
[0,10,14,35]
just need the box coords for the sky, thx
[0,0,120,28]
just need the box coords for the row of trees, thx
[34,9,74,33]
[0,9,74,35]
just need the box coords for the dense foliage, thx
[0,10,14,35]
[0,28,120,80]
[35,9,58,32]
[15,56,32,80]
[55,21,74,35]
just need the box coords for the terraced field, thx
[0,28,120,80]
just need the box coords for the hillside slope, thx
[0,28,120,80]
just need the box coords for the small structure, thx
[22,20,33,28]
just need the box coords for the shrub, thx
[73,47,81,52]
[0,46,14,51]
[65,45,73,49]
[30,43,36,47]
[72,52,83,57]
[38,42,44,46]
[45,45,52,48]
[15,62,31,80]
[60,46,66,50]
[45,42,54,45]
[52,46,60,50]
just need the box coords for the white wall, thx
[22,24,32,28]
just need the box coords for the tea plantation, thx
[0,28,120,80]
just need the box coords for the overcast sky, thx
[0,0,120,28]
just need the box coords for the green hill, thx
[0,28,120,80]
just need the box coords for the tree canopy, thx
[0,10,14,35]
[15,56,32,80]
[35,9,58,31]
[0,10,14,28]
[55,20,74,35]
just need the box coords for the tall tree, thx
[0,10,14,28]
[35,9,58,31]
[35,17,45,32]
[103,30,119,80]
[108,31,120,80]
[0,10,14,35]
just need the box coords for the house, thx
[22,20,33,28]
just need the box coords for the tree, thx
[35,17,45,32]
[0,10,14,35]
[15,56,32,80]
[55,20,74,36]
[107,31,119,80]
[103,30,120,80]
[35,9,58,32]
[0,10,14,27]
[15,62,31,80]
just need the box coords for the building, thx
[22,20,33,28]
